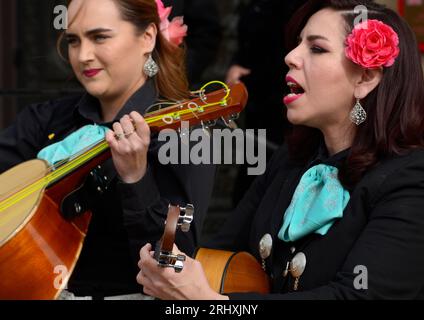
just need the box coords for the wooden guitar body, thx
[0,155,107,299]
[195,248,270,294]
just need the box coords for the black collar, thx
[309,139,350,169]
[73,79,157,127]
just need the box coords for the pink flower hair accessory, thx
[155,0,188,46]
[345,19,400,69]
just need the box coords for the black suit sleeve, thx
[229,152,424,300]
[118,134,216,261]
[117,163,170,261]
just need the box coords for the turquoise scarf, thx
[278,164,350,242]
[37,124,109,165]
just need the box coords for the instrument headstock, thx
[144,82,248,132]
[153,204,194,273]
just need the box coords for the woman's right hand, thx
[137,243,229,300]
[105,111,150,184]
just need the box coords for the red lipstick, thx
[83,69,102,78]
[283,94,303,105]
[284,75,305,105]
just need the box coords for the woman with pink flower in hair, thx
[0,0,217,299]
[137,0,424,299]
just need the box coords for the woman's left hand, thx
[105,111,150,184]
[137,243,229,300]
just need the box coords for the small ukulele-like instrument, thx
[0,81,248,299]
[154,204,194,272]
[155,204,271,295]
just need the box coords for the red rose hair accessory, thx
[156,0,188,46]
[345,19,400,68]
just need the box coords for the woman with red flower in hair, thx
[138,0,424,300]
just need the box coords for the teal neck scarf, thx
[37,124,109,165]
[278,164,350,242]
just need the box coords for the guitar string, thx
[0,104,210,211]
[0,86,225,202]
[1,92,220,199]
[0,96,224,209]
[0,82,232,212]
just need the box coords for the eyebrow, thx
[65,28,113,37]
[306,35,330,42]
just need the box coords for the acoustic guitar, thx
[154,203,271,296]
[195,248,270,294]
[0,81,248,300]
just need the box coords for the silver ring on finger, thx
[115,133,125,141]
[124,130,135,138]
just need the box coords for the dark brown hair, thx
[60,0,189,101]
[285,0,424,189]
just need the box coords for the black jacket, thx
[0,80,216,296]
[207,144,424,299]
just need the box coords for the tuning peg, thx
[157,252,186,273]
[178,127,190,145]
[221,116,238,129]
[173,254,186,273]
[230,113,240,121]
[199,90,207,103]
[178,204,194,232]
[200,121,211,138]
[178,127,187,137]
[204,120,217,127]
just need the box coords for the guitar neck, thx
[1,82,247,214]
[48,82,247,184]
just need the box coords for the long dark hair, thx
[286,0,424,189]
[60,0,189,101]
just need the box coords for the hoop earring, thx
[350,99,367,125]
[143,54,159,78]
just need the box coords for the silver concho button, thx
[259,234,273,260]
[289,252,306,278]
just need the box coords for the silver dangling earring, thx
[143,54,159,78]
[350,98,367,125]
